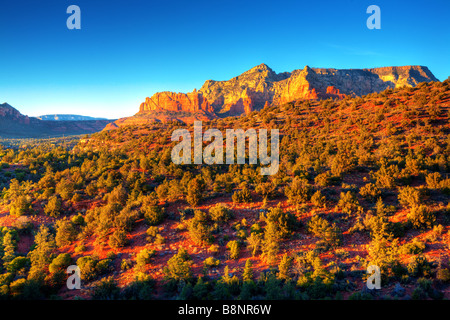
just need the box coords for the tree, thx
[44,196,62,218]
[308,215,342,247]
[163,248,193,281]
[48,253,72,274]
[247,231,263,257]
[232,186,252,203]
[142,202,165,226]
[398,186,421,208]
[337,191,360,215]
[2,231,17,266]
[311,190,327,208]
[226,240,240,260]
[10,195,32,216]
[28,225,56,280]
[186,177,205,206]
[242,259,254,282]
[55,219,77,247]
[209,203,233,223]
[135,248,155,271]
[278,253,293,281]
[187,210,213,246]
[284,177,312,207]
[262,220,282,264]
[407,205,435,229]
[108,229,128,248]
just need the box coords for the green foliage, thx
[55,219,77,247]
[308,215,342,247]
[284,177,312,206]
[337,191,360,215]
[278,253,293,281]
[44,196,62,218]
[48,253,72,274]
[311,190,326,208]
[242,259,254,282]
[135,248,155,271]
[232,186,252,203]
[92,276,121,300]
[163,248,192,282]
[226,240,240,260]
[209,203,233,223]
[142,203,165,226]
[6,256,30,275]
[187,210,213,246]
[359,183,381,201]
[186,177,205,206]
[407,205,435,229]
[203,257,220,269]
[108,229,129,248]
[398,186,421,208]
[10,195,32,217]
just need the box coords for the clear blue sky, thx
[0,0,449,119]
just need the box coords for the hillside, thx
[0,78,448,300]
[0,103,114,138]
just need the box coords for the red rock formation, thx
[139,91,214,114]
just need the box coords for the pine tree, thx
[261,220,281,264]
[278,253,293,281]
[186,178,205,207]
[242,259,254,282]
[2,231,16,266]
[28,225,56,280]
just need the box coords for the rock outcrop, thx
[139,91,214,114]
[135,64,438,118]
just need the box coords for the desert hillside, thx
[0,79,449,300]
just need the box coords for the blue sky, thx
[0,0,449,119]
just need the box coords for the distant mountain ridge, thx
[0,103,114,138]
[37,114,108,121]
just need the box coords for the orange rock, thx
[139,91,214,114]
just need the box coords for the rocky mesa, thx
[106,63,438,129]
[140,64,438,117]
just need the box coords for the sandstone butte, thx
[106,63,438,128]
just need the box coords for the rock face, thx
[137,64,438,117]
[139,91,214,114]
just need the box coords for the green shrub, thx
[337,191,360,215]
[108,229,128,248]
[232,186,252,203]
[49,253,72,274]
[203,257,220,269]
[398,186,421,208]
[209,203,233,223]
[308,215,342,247]
[6,256,30,274]
[187,210,213,246]
[407,205,435,229]
[76,256,99,281]
[135,248,155,271]
[44,196,62,218]
[55,219,77,247]
[284,178,312,206]
[311,190,326,208]
[163,249,193,281]
[359,183,381,201]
